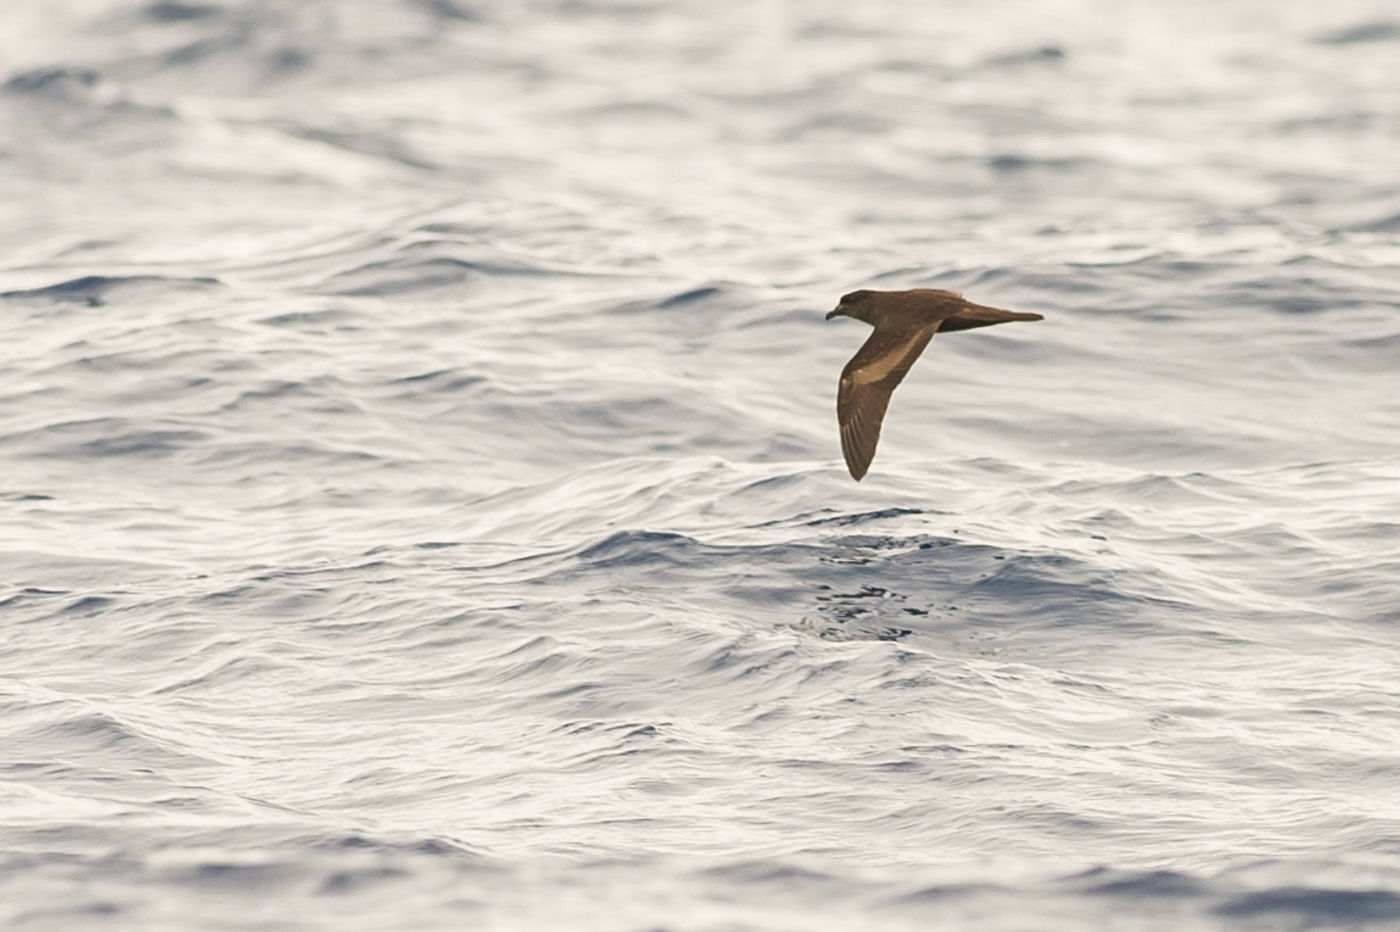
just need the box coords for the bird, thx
[825,288,1043,481]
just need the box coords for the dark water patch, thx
[572,98,695,123]
[507,530,834,614]
[321,256,489,295]
[77,427,209,458]
[806,586,917,642]
[953,551,1172,616]
[294,833,492,864]
[806,610,912,638]
[574,530,699,569]
[316,866,410,895]
[0,275,221,305]
[549,719,665,740]
[2,67,180,152]
[712,471,809,501]
[255,307,362,330]
[64,595,116,616]
[987,153,1093,175]
[1275,110,1377,134]
[0,587,67,612]
[10,901,126,925]
[611,283,743,317]
[381,367,486,394]
[809,532,1209,647]
[418,0,484,22]
[145,1,220,22]
[658,285,723,309]
[1344,211,1400,233]
[1312,20,1400,44]
[3,67,101,96]
[980,45,1066,68]
[0,417,210,460]
[1215,886,1400,921]
[889,880,1001,905]
[804,507,926,528]
[164,35,244,69]
[823,533,959,559]
[267,46,312,76]
[413,220,493,237]
[269,119,437,170]
[701,859,837,887]
[1073,866,1207,897]
[1220,274,1389,315]
[164,858,306,893]
[318,251,547,296]
[218,376,351,411]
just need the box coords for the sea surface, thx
[2,1,1399,929]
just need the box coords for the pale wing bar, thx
[835,327,936,480]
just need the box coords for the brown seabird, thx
[825,288,1043,481]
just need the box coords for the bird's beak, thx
[825,307,844,321]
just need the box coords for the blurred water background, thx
[2,1,1399,929]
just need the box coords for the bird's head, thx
[825,289,876,323]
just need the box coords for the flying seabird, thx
[825,288,1043,481]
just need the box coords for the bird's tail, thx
[939,303,1044,333]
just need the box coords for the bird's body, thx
[825,288,1042,480]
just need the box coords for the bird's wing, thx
[837,324,938,480]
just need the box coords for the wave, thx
[1,274,220,305]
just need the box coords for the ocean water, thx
[2,1,1399,928]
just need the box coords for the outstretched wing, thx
[836,324,938,480]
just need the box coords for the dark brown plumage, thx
[825,288,1043,481]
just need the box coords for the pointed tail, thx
[940,303,1044,333]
